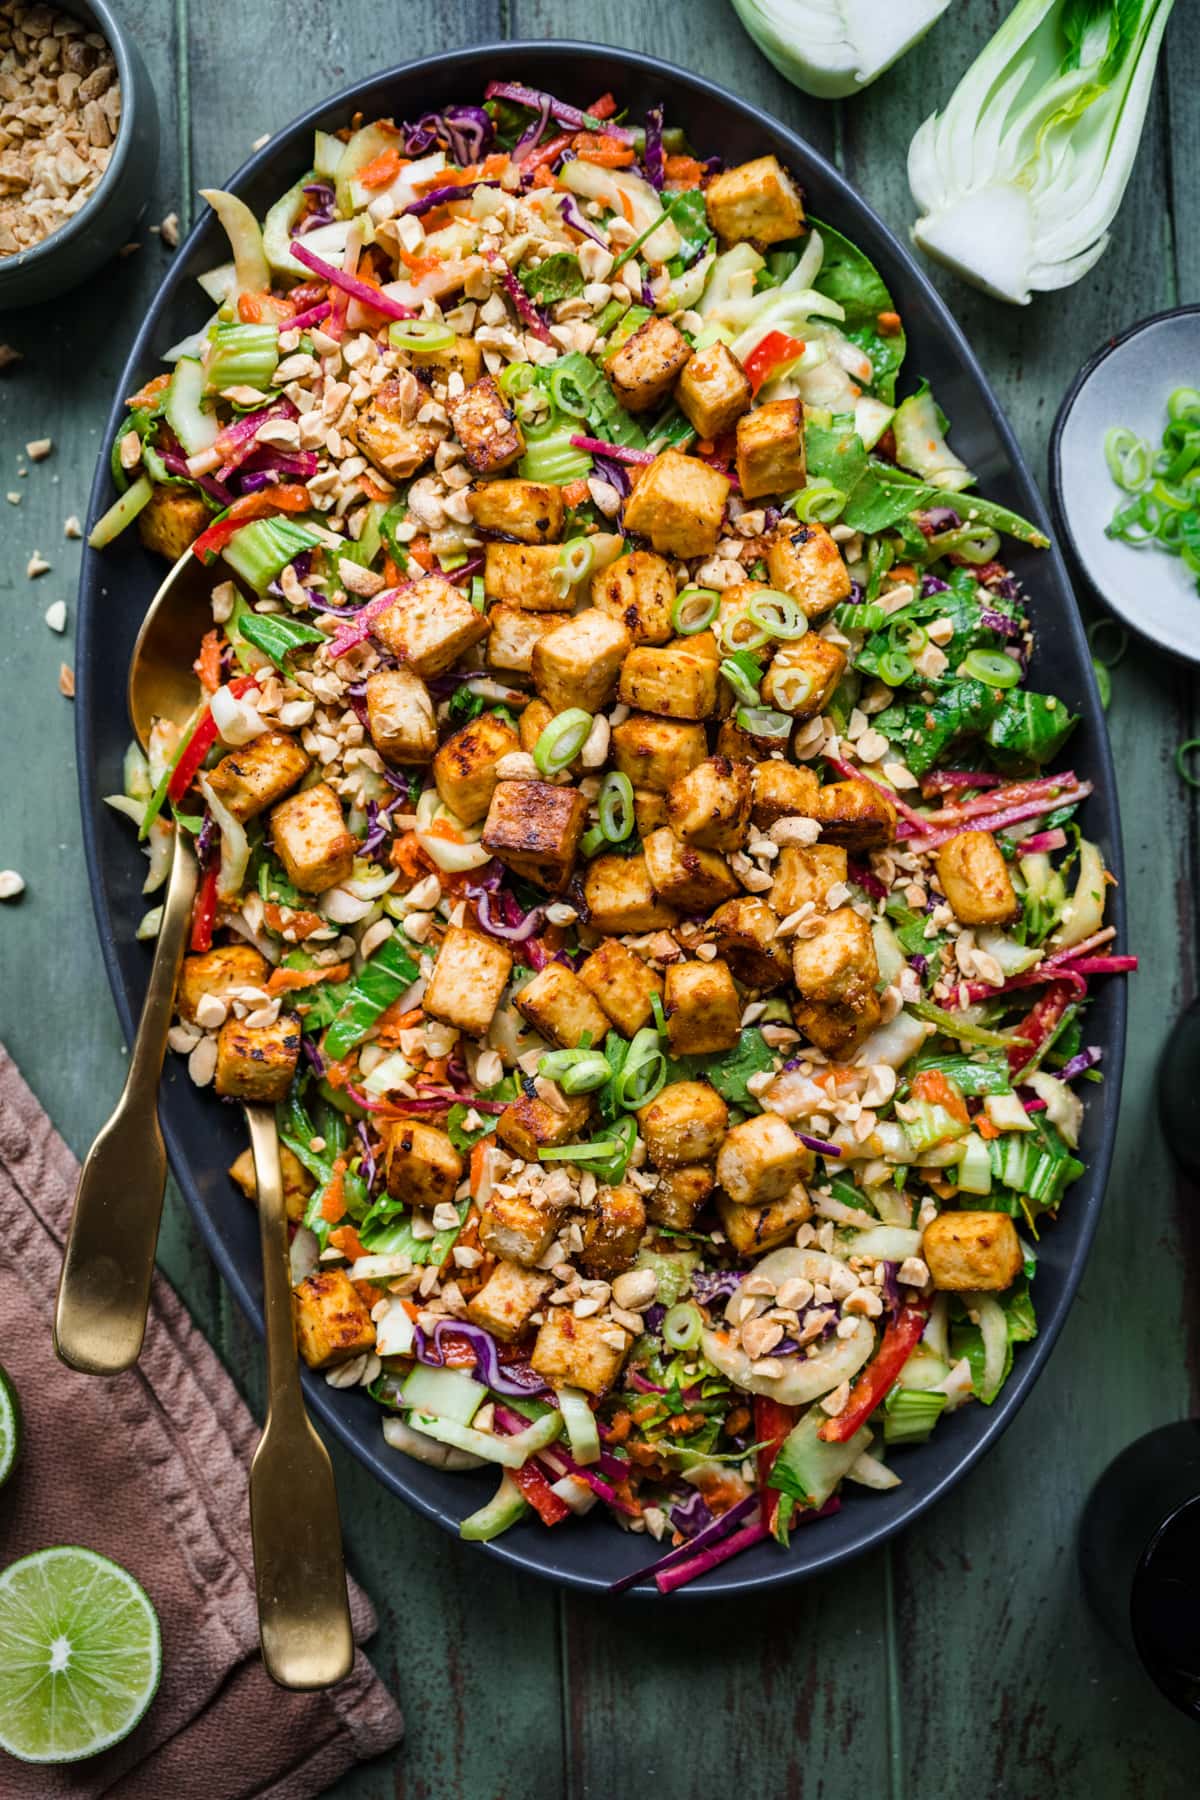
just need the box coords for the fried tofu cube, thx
[766,522,853,618]
[409,335,484,385]
[515,962,610,1049]
[761,634,847,719]
[676,341,753,439]
[433,711,521,825]
[666,755,753,851]
[923,1211,1023,1292]
[715,718,771,762]
[605,315,692,413]
[365,668,437,766]
[349,377,440,480]
[612,715,708,792]
[770,843,848,917]
[647,1165,714,1231]
[424,926,513,1037]
[531,609,632,713]
[207,729,310,822]
[581,1184,647,1277]
[935,831,1019,926]
[623,449,730,559]
[447,373,524,474]
[618,645,719,720]
[293,1269,377,1370]
[531,1309,630,1397]
[736,398,806,501]
[484,542,577,612]
[815,778,897,851]
[466,1260,552,1343]
[137,486,212,561]
[178,943,269,1023]
[229,1142,313,1223]
[270,783,355,893]
[495,1092,592,1162]
[479,1189,558,1267]
[716,1185,812,1257]
[518,698,554,756]
[634,788,670,835]
[382,1120,464,1211]
[578,938,663,1037]
[664,958,741,1056]
[482,779,589,893]
[709,895,790,989]
[752,761,821,827]
[583,853,679,934]
[591,550,675,645]
[467,478,564,543]
[644,827,740,911]
[791,906,881,1057]
[487,603,559,674]
[638,1080,729,1168]
[372,575,489,677]
[705,154,805,246]
[717,1112,806,1206]
[213,1011,301,1104]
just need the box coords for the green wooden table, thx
[2,4,1199,1792]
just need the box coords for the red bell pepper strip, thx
[742,330,807,396]
[521,132,573,173]
[189,862,220,953]
[190,485,312,563]
[1007,978,1075,1077]
[511,1459,571,1526]
[167,675,258,805]
[753,1394,798,1533]
[817,1304,931,1444]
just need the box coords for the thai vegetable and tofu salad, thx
[97,80,1135,1593]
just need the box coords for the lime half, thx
[0,1367,20,1485]
[0,1547,161,1763]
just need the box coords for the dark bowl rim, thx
[75,37,1127,1599]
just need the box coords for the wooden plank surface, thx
[1,2,1198,1794]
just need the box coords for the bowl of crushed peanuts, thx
[0,0,157,308]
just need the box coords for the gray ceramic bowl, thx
[0,0,158,310]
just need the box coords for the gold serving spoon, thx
[56,549,353,1688]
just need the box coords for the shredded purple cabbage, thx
[468,882,546,943]
[909,953,929,981]
[511,91,551,162]
[643,103,665,190]
[414,1320,552,1396]
[879,1260,901,1315]
[402,105,494,166]
[798,1133,841,1158]
[691,1268,747,1305]
[590,453,632,500]
[670,1488,714,1539]
[980,608,1021,638]
[484,80,636,145]
[920,574,951,597]
[922,506,961,531]
[195,812,217,864]
[302,1036,326,1078]
[1060,1045,1103,1081]
[296,183,335,234]
[404,179,500,217]
[356,1119,378,1192]
[557,191,607,245]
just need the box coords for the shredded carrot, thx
[696,437,716,455]
[358,475,392,503]
[606,1409,633,1444]
[469,1135,496,1197]
[262,902,327,939]
[389,831,435,883]
[126,371,171,410]
[529,164,559,191]
[617,188,636,224]
[397,243,442,279]
[890,564,918,583]
[422,1057,450,1083]
[381,554,405,586]
[320,1159,348,1223]
[192,629,222,694]
[575,133,635,168]
[977,1115,1002,1141]
[237,292,265,323]
[266,960,352,996]
[877,310,903,336]
[357,146,406,189]
[911,1069,970,1126]
[425,816,464,844]
[631,1401,659,1425]
[725,1405,751,1437]
[664,153,705,186]
[322,1058,353,1091]
[328,1223,366,1261]
[560,477,591,507]
[407,535,435,571]
[667,1412,706,1436]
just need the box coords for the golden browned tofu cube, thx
[447,373,524,474]
[618,645,719,721]
[229,1141,313,1223]
[349,378,440,480]
[761,634,847,719]
[935,830,1019,927]
[644,827,740,911]
[923,1211,1023,1292]
[715,718,770,762]
[815,778,897,850]
[623,449,730,559]
[591,550,675,645]
[484,543,577,612]
[479,1189,558,1267]
[468,478,564,543]
[409,335,484,385]
[770,843,848,917]
[531,1310,630,1396]
[766,522,853,618]
[482,779,589,894]
[664,958,740,1056]
[666,755,753,851]
[581,1183,647,1277]
[382,1119,464,1211]
[515,961,610,1049]
[487,603,559,674]
[751,760,821,827]
[791,906,881,1057]
[716,1112,806,1206]
[433,711,521,825]
[716,583,777,658]
[736,398,805,501]
[214,1011,301,1104]
[424,926,513,1037]
[518,698,555,756]
[716,1185,812,1257]
[578,938,663,1038]
[676,341,753,439]
[270,783,355,893]
[605,315,692,414]
[709,896,790,990]
[178,942,269,1023]
[495,1092,591,1161]
[207,729,310,822]
[705,154,805,246]
[137,485,211,561]
[531,609,632,713]
[467,1260,552,1343]
[612,715,708,792]
[372,575,489,677]
[638,1080,729,1168]
[634,788,670,835]
[583,853,679,934]
[365,668,437,766]
[648,1165,714,1231]
[293,1269,377,1370]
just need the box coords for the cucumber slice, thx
[401,1364,484,1426]
[162,357,219,456]
[460,1471,530,1541]
[557,1387,601,1466]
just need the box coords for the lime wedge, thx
[0,1366,20,1486]
[0,1546,161,1763]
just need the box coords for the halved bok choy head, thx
[729,0,954,100]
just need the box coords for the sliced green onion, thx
[557,536,594,592]
[470,576,486,611]
[1092,660,1112,710]
[389,319,455,352]
[735,704,792,739]
[538,1138,623,1163]
[1168,387,1200,425]
[832,601,887,633]
[533,708,592,776]
[671,586,719,635]
[598,771,634,843]
[1086,618,1128,667]
[1176,740,1200,788]
[549,364,592,419]
[1104,425,1152,492]
[962,648,1021,688]
[537,1049,613,1094]
[499,361,537,396]
[662,1302,704,1352]
[746,589,807,640]
[719,651,763,708]
[613,1027,668,1111]
[579,823,608,858]
[792,480,847,524]
[877,648,914,687]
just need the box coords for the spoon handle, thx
[245,1104,353,1690]
[54,829,198,1376]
